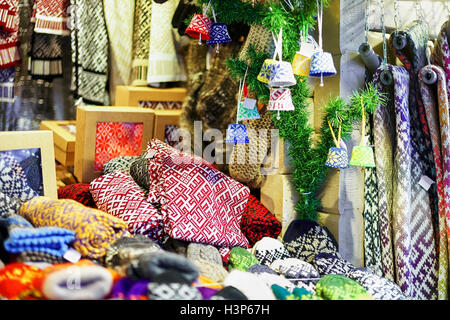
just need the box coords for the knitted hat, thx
[194,259,229,283]
[2,214,76,262]
[186,243,223,266]
[348,268,409,300]
[147,271,202,300]
[247,264,279,276]
[0,153,37,218]
[282,220,340,264]
[241,194,281,246]
[104,235,163,276]
[210,285,248,300]
[313,253,356,277]
[270,258,320,280]
[223,269,276,300]
[128,251,200,283]
[160,237,190,257]
[228,246,259,271]
[251,237,291,266]
[34,260,114,300]
[129,154,150,191]
[102,156,139,175]
[57,183,97,209]
[315,274,374,300]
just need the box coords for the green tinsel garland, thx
[194,0,384,220]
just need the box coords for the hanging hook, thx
[380,69,393,86]
[393,33,407,50]
[421,47,437,85]
[358,42,380,74]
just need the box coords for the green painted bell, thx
[349,145,375,167]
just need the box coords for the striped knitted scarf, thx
[130,0,152,86]
[374,64,438,300]
[33,0,70,35]
[419,65,450,300]
[362,115,383,277]
[70,0,109,105]
[390,21,440,248]
[0,0,20,69]
[28,30,64,80]
[431,20,450,102]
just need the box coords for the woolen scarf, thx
[70,0,109,105]
[18,197,129,260]
[419,64,450,300]
[33,0,70,35]
[0,0,20,69]
[431,20,450,102]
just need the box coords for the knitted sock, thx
[223,270,276,300]
[128,251,200,284]
[104,235,162,277]
[18,197,129,260]
[210,285,248,300]
[57,183,97,208]
[313,253,357,277]
[228,246,259,271]
[102,156,139,176]
[33,260,114,300]
[251,237,291,266]
[241,194,281,246]
[2,214,75,260]
[0,153,38,218]
[282,220,340,264]
[315,274,374,300]
[348,268,410,300]
[147,271,202,300]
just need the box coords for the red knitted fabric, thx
[34,0,70,35]
[0,0,18,32]
[241,194,281,246]
[57,183,97,208]
[0,0,19,68]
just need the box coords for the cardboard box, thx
[74,106,155,183]
[153,109,182,143]
[114,86,187,108]
[0,130,57,199]
[40,120,76,167]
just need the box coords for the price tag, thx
[419,175,434,191]
[63,248,82,263]
[242,98,257,109]
[299,42,316,58]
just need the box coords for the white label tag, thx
[145,149,157,159]
[242,98,257,109]
[299,42,316,58]
[419,175,434,191]
[63,248,81,263]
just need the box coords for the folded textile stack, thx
[18,197,129,260]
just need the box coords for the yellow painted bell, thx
[292,52,311,76]
[257,58,276,84]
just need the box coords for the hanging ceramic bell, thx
[349,146,375,167]
[292,51,312,76]
[225,123,250,144]
[185,14,212,42]
[309,51,337,86]
[325,121,349,169]
[268,88,295,120]
[269,61,297,87]
[257,58,276,84]
[206,22,232,52]
[237,100,260,122]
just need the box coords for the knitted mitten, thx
[315,274,374,300]
[147,271,202,300]
[57,183,97,208]
[228,247,259,271]
[251,237,291,266]
[102,156,139,175]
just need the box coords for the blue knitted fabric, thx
[3,214,76,257]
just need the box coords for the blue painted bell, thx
[206,23,232,53]
[257,58,276,84]
[226,123,249,144]
[309,51,336,86]
[325,147,349,169]
[269,61,297,87]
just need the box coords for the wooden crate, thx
[40,120,76,167]
[114,86,187,108]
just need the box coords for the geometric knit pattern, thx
[348,268,410,301]
[418,64,450,300]
[147,280,202,300]
[57,183,97,208]
[325,147,349,169]
[268,61,296,88]
[362,117,383,276]
[157,142,250,248]
[315,274,373,300]
[431,21,450,107]
[18,196,129,260]
[28,31,63,80]
[101,156,139,176]
[372,67,397,281]
[89,172,165,242]
[251,237,291,266]
[267,88,295,111]
[389,22,439,300]
[0,67,15,102]
[139,101,182,109]
[206,23,232,46]
[282,220,341,264]
[130,0,152,86]
[309,51,337,78]
[270,258,320,280]
[349,145,376,167]
[70,0,109,105]
[226,123,250,144]
[313,253,357,277]
[240,194,281,247]
[237,100,260,122]
[94,122,143,172]
[33,0,70,35]
[228,246,259,272]
[0,153,37,218]
[238,23,274,66]
[129,153,150,191]
[0,2,20,69]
